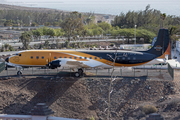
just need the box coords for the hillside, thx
[0,4,115,23]
[0,70,180,120]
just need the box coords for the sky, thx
[2,0,180,16]
[5,0,180,2]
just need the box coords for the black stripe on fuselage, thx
[81,50,157,64]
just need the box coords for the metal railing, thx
[0,114,31,120]
[0,114,80,120]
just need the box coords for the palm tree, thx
[160,13,166,28]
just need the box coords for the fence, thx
[0,61,5,73]
[168,63,174,80]
[0,64,173,80]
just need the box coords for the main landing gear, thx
[74,68,84,77]
[17,71,22,75]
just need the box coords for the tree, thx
[61,12,84,41]
[31,22,38,27]
[97,22,112,31]
[19,31,32,49]
[53,21,59,26]
[44,22,51,26]
[119,29,134,44]
[92,27,103,36]
[55,29,64,37]
[46,28,56,38]
[32,29,43,40]
[4,20,13,26]
[160,13,166,28]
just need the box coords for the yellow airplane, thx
[5,29,170,77]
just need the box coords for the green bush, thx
[142,105,157,115]
[88,116,95,120]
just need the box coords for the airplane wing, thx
[49,58,104,69]
[66,61,90,68]
[6,62,23,69]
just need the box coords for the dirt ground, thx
[0,69,179,120]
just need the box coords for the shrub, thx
[142,105,157,115]
[88,116,95,120]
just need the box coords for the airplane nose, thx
[5,57,9,63]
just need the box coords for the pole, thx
[120,68,122,77]
[70,68,71,77]
[134,25,137,44]
[96,68,97,77]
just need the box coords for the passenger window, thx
[90,57,92,59]
[133,57,136,60]
[128,57,130,60]
[117,57,120,60]
[54,57,57,59]
[64,57,67,58]
[122,57,125,60]
[84,57,87,59]
[100,57,102,59]
[19,54,21,56]
[69,57,72,59]
[79,57,82,59]
[42,56,44,59]
[31,56,33,59]
[36,56,39,59]
[95,57,97,59]
[74,57,77,59]
[59,57,61,58]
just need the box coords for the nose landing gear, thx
[17,71,22,75]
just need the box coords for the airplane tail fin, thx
[147,29,170,57]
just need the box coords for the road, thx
[0,38,124,48]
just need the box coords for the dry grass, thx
[142,105,157,115]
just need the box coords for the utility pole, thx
[134,25,137,44]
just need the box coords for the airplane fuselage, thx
[7,49,161,69]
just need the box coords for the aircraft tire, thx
[17,71,22,75]
[74,72,80,77]
[78,68,83,75]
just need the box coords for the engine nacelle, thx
[48,60,61,69]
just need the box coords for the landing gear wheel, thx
[17,71,22,75]
[78,68,83,75]
[74,72,80,77]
